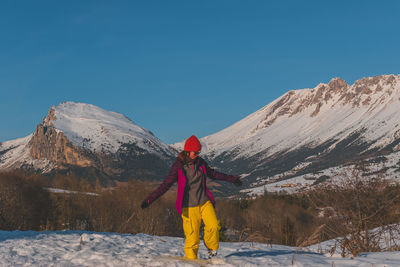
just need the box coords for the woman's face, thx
[189,151,200,160]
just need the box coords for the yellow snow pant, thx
[181,201,221,259]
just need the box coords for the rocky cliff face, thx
[28,107,103,173]
[29,123,93,169]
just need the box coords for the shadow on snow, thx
[226,249,322,258]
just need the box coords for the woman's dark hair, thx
[177,151,192,164]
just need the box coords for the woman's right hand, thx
[141,200,150,209]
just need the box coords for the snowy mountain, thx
[2,74,400,194]
[0,102,177,181]
[174,74,400,195]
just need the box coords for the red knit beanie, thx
[184,135,202,152]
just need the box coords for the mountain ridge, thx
[194,74,400,156]
[1,74,400,194]
[193,74,400,195]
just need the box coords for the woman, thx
[141,135,242,260]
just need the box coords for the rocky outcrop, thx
[252,75,399,132]
[327,78,348,94]
[28,106,95,168]
[29,124,94,168]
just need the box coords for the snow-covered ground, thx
[44,187,100,196]
[241,151,400,196]
[1,230,399,266]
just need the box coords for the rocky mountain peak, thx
[29,113,94,169]
[338,74,399,107]
[327,77,348,93]
[42,106,56,127]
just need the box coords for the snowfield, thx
[1,231,399,266]
[52,102,174,155]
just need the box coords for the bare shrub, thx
[307,165,400,256]
[217,194,316,246]
[86,181,182,236]
[0,171,51,230]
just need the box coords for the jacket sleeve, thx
[203,159,238,183]
[145,161,179,205]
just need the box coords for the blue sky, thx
[1,0,399,144]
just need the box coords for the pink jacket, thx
[144,157,238,215]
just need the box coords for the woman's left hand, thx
[233,178,242,187]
